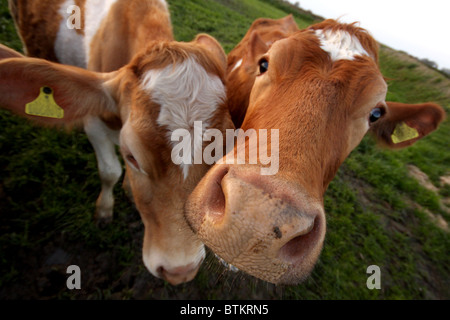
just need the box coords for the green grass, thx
[0,0,449,300]
[168,0,313,53]
[0,0,21,51]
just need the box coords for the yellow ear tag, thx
[25,86,64,119]
[391,122,419,144]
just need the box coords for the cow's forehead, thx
[132,41,225,84]
[255,28,386,113]
[124,53,227,181]
[266,26,380,77]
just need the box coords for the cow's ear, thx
[246,31,269,68]
[370,101,446,148]
[279,14,299,33]
[0,56,118,126]
[0,44,24,60]
[195,34,227,71]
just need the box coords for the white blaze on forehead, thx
[315,29,369,61]
[84,0,119,65]
[230,58,243,73]
[141,57,226,179]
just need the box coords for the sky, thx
[287,0,450,70]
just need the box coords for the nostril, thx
[278,216,320,265]
[156,266,165,277]
[185,164,230,232]
[210,179,226,214]
[205,165,229,219]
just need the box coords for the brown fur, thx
[0,56,116,125]
[88,0,173,72]
[226,15,299,128]
[186,19,446,285]
[0,43,24,59]
[9,0,67,60]
[86,0,174,129]
[3,0,233,285]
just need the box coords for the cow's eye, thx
[126,154,140,171]
[369,106,386,124]
[259,58,269,74]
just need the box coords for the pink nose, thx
[185,164,326,284]
[157,263,200,285]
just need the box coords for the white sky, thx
[288,0,450,69]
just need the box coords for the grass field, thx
[0,0,448,300]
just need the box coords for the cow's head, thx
[227,15,299,127]
[0,34,233,285]
[185,20,446,284]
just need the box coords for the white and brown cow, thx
[185,19,446,284]
[0,0,234,285]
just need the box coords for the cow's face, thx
[226,15,299,127]
[116,35,233,284]
[0,35,234,285]
[185,20,445,284]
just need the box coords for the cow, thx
[185,19,446,284]
[0,0,234,285]
[226,15,299,128]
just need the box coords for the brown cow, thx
[1,0,233,285]
[185,19,446,284]
[227,15,299,128]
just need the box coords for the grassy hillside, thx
[0,0,448,300]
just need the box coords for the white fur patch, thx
[315,29,369,61]
[54,0,86,68]
[230,58,243,73]
[141,58,226,179]
[84,0,119,66]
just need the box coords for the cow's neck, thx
[86,0,173,72]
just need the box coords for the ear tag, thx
[25,86,64,119]
[391,122,419,144]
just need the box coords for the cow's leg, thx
[84,116,122,223]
